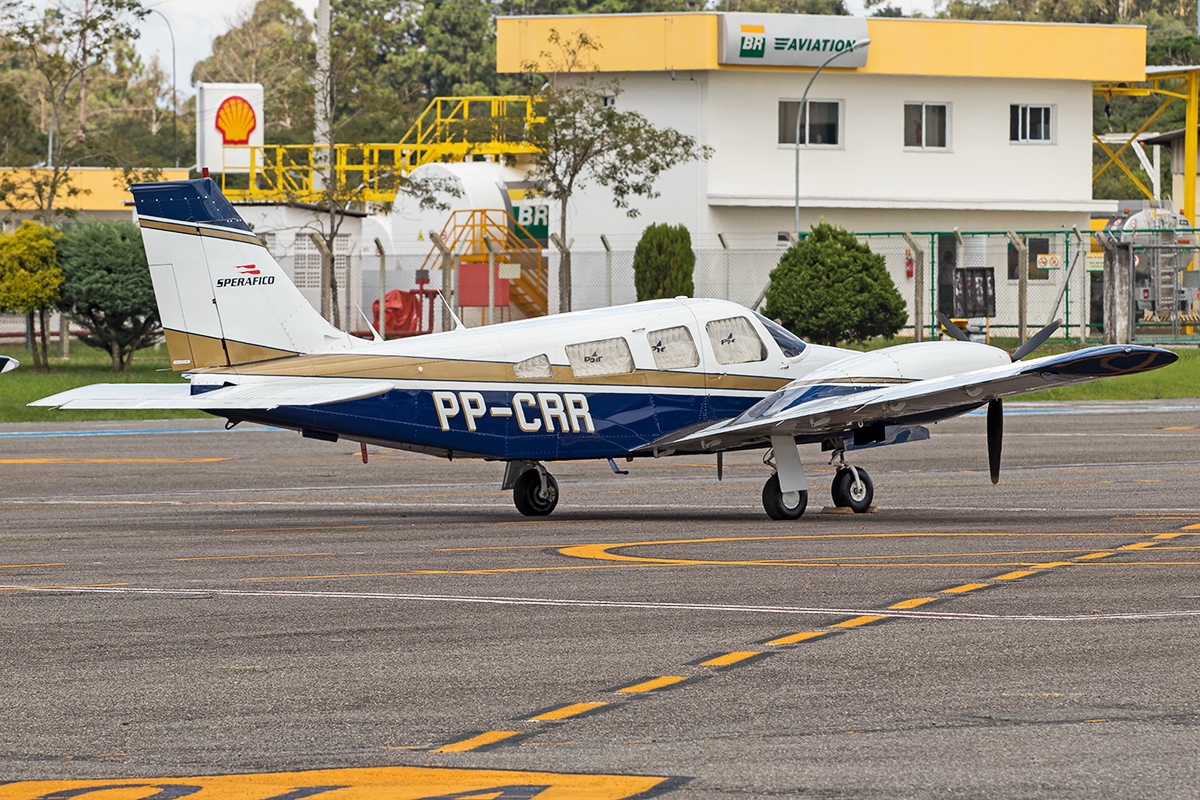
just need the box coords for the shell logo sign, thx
[196,82,265,174]
[215,95,257,145]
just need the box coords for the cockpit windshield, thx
[753,312,807,358]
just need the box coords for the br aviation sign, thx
[717,13,869,68]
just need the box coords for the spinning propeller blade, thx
[1011,319,1063,361]
[935,312,970,342]
[987,398,1003,484]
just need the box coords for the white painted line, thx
[5,585,1198,622]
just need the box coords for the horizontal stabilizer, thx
[31,379,391,410]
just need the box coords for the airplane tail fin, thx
[131,178,365,371]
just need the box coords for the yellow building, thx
[0,167,190,226]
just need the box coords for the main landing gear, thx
[760,439,873,520]
[504,461,559,517]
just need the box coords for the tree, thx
[763,222,906,347]
[0,0,148,220]
[523,29,712,311]
[56,219,159,372]
[633,223,695,301]
[0,220,63,370]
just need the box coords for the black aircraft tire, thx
[762,474,807,521]
[831,468,873,513]
[513,470,559,517]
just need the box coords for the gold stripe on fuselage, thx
[190,349,789,392]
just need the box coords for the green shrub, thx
[763,222,907,347]
[57,220,160,372]
[633,222,695,302]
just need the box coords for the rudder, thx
[131,178,363,371]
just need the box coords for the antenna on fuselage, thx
[356,303,384,342]
[438,292,465,332]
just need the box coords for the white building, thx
[497,13,1144,240]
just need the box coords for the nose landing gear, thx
[829,450,873,513]
[761,435,809,520]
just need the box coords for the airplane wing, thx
[30,378,392,411]
[647,345,1177,453]
[0,355,17,374]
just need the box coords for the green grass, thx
[0,342,203,423]
[2,334,1196,424]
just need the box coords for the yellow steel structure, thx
[1094,67,1200,225]
[423,208,549,319]
[220,96,542,204]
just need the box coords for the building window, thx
[1010,105,1052,143]
[779,100,841,146]
[1007,237,1051,281]
[904,103,948,149]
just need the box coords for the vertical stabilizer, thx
[131,178,364,370]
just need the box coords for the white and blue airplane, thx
[33,179,1178,519]
[0,356,16,374]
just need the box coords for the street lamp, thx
[146,8,178,168]
[793,38,870,239]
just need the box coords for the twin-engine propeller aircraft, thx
[33,179,1178,519]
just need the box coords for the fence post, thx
[58,311,69,360]
[902,232,925,342]
[1100,236,1134,345]
[600,234,612,307]
[550,233,570,313]
[430,231,453,333]
[1006,231,1028,344]
[373,237,386,339]
[484,236,498,326]
[718,232,730,301]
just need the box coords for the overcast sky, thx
[131,0,934,100]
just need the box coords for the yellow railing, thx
[424,208,549,319]
[220,95,543,204]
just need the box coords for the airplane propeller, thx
[936,314,1063,484]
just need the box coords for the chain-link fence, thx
[5,227,1198,348]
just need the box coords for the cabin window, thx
[753,313,807,357]
[565,337,635,377]
[647,326,699,370]
[706,317,768,365]
[514,354,553,379]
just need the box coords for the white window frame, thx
[778,98,844,150]
[1009,104,1054,145]
[903,101,951,151]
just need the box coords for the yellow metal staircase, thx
[220,96,542,204]
[423,209,548,320]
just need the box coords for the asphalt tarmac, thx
[1,402,1198,799]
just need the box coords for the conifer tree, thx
[633,223,695,302]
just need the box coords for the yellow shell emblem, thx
[215,95,257,145]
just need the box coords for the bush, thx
[763,222,907,347]
[633,223,695,302]
[57,220,160,372]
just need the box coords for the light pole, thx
[793,38,870,239]
[146,8,178,168]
